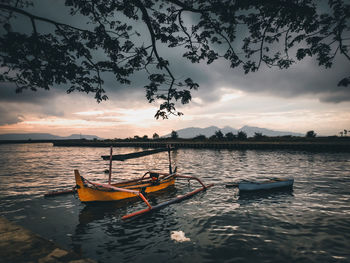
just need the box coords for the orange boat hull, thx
[74,170,175,202]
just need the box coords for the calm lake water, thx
[0,143,350,263]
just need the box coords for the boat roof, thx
[101,147,175,161]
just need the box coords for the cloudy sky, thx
[0,1,349,138]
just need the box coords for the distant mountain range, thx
[0,133,102,140]
[164,125,304,138]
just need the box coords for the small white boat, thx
[226,178,294,192]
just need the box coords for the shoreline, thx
[0,216,95,263]
[52,140,350,152]
[1,138,349,152]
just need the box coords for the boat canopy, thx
[101,147,175,161]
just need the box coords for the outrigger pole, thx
[121,174,214,220]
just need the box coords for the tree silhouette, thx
[306,130,316,138]
[1,0,349,118]
[170,130,178,139]
[209,134,217,140]
[237,131,247,140]
[152,133,159,139]
[215,130,224,140]
[225,132,236,141]
[253,132,264,140]
[193,134,206,140]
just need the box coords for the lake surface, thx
[0,143,349,263]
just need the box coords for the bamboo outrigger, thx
[73,146,213,220]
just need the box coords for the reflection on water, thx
[0,143,350,262]
[238,188,294,203]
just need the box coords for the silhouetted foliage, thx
[237,131,248,140]
[209,134,217,140]
[253,132,265,140]
[193,134,206,140]
[170,130,178,139]
[306,130,317,138]
[215,130,224,140]
[1,0,349,117]
[225,132,236,141]
[152,133,159,139]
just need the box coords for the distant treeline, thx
[2,130,349,146]
[103,130,349,143]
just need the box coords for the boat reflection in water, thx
[77,185,177,225]
[238,187,294,203]
[72,185,183,259]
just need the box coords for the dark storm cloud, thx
[140,13,350,106]
[0,83,65,125]
[241,58,349,103]
[171,55,350,104]
[320,91,350,103]
[147,3,350,105]
[0,104,23,125]
[0,82,57,103]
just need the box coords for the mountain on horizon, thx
[165,126,237,138]
[238,125,303,137]
[163,125,303,138]
[0,133,102,140]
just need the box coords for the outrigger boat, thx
[73,146,213,220]
[226,178,294,192]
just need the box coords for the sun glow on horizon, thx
[73,107,162,127]
[74,110,106,116]
[0,89,349,138]
[0,106,172,138]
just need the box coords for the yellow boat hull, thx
[74,170,175,202]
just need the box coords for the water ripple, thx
[0,144,350,262]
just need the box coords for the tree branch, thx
[167,0,209,13]
[135,0,176,110]
[0,4,94,34]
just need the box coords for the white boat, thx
[231,178,294,192]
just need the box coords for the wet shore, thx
[0,216,95,263]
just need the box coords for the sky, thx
[0,1,349,138]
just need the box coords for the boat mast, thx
[167,145,172,174]
[108,146,113,184]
